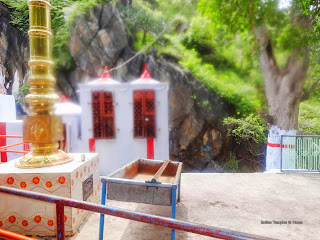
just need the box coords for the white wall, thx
[0,95,16,122]
[78,81,169,176]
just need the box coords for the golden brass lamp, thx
[15,0,72,168]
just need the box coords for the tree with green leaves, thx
[199,0,319,130]
[119,5,166,45]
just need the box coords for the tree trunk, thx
[142,30,147,45]
[258,32,309,130]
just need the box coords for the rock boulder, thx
[68,2,235,171]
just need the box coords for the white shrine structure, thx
[79,65,169,175]
[1,64,169,176]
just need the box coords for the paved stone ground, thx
[36,173,320,240]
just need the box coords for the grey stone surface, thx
[34,173,320,240]
[69,2,128,75]
[68,2,234,170]
[0,2,29,95]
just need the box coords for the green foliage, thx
[119,5,166,49]
[224,152,239,173]
[17,81,29,108]
[298,98,320,135]
[298,0,320,31]
[223,114,267,144]
[1,0,29,32]
[165,36,261,115]
[197,100,212,112]
[2,0,111,69]
[51,0,111,69]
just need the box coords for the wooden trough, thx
[99,158,183,240]
[102,158,182,205]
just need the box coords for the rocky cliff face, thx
[68,2,235,171]
[0,2,29,97]
[0,2,239,171]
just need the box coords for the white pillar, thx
[266,125,296,172]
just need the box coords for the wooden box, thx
[104,158,182,206]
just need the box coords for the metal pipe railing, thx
[0,150,29,154]
[0,142,24,150]
[0,135,23,138]
[0,186,277,240]
[0,228,37,240]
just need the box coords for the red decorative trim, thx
[267,142,295,149]
[46,181,52,188]
[140,63,152,79]
[59,95,69,103]
[7,177,14,185]
[8,215,16,223]
[23,143,30,152]
[22,220,28,227]
[0,122,7,162]
[34,215,42,223]
[267,142,281,148]
[99,66,111,80]
[0,221,2,227]
[32,176,40,184]
[48,219,54,226]
[282,144,295,149]
[58,176,66,184]
[147,138,154,159]
[64,215,67,222]
[20,182,27,188]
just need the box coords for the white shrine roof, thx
[55,95,82,115]
[88,67,120,85]
[131,64,160,85]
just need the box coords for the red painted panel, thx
[147,138,154,159]
[133,90,156,138]
[133,91,144,137]
[89,138,96,152]
[0,122,7,162]
[92,91,115,139]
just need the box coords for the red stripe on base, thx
[0,122,7,162]
[23,143,30,152]
[89,138,96,152]
[267,142,295,149]
[147,138,154,159]
[282,144,295,149]
[267,142,281,148]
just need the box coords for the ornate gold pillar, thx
[15,0,72,168]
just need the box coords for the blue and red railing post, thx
[56,204,65,240]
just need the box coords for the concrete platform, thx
[34,173,320,240]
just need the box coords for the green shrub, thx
[298,99,320,135]
[223,114,267,144]
[224,153,239,173]
[1,0,29,32]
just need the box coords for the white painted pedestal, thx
[0,153,101,236]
